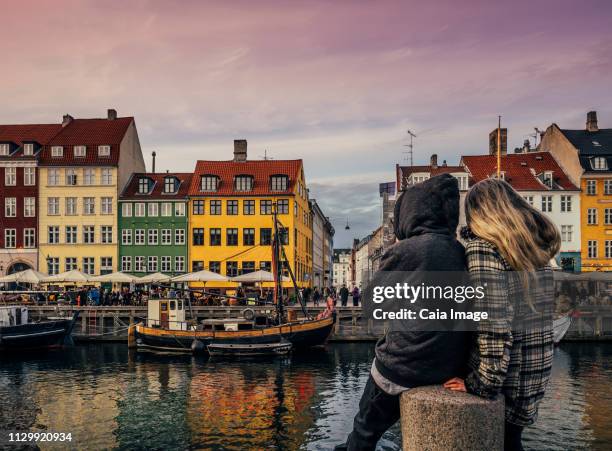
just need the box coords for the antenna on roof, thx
[261,149,274,160]
[403,130,417,166]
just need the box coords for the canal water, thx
[0,342,610,450]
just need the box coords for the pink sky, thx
[1,0,611,245]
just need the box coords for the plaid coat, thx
[463,235,554,427]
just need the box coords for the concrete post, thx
[400,386,504,451]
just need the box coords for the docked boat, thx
[207,340,292,357]
[0,306,80,352]
[553,313,572,344]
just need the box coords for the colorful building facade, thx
[118,173,192,276]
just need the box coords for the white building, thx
[332,249,351,287]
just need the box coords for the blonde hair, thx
[465,178,560,273]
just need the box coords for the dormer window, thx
[0,143,9,156]
[74,145,86,157]
[542,171,553,188]
[200,175,219,191]
[592,157,608,170]
[235,175,253,191]
[138,177,152,194]
[23,143,34,155]
[51,146,63,157]
[98,145,111,157]
[270,175,289,191]
[164,176,178,194]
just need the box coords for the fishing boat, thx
[131,206,335,355]
[0,306,80,352]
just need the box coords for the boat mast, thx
[272,203,285,323]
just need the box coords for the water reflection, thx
[0,343,610,450]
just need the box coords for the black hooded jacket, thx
[373,173,469,387]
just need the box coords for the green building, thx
[118,173,192,276]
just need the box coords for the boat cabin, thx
[0,306,28,328]
[147,299,187,331]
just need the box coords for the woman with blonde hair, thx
[444,178,560,451]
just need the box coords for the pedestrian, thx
[313,287,321,306]
[351,286,360,306]
[339,284,349,307]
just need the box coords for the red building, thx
[0,124,61,275]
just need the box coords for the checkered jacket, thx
[463,235,554,427]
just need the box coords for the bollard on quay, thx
[400,386,504,451]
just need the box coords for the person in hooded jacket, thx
[336,173,470,451]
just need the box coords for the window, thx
[161,202,172,216]
[65,257,77,271]
[279,227,289,245]
[278,199,289,214]
[588,208,598,225]
[192,260,204,272]
[24,228,35,248]
[193,200,204,215]
[65,226,77,244]
[294,202,298,217]
[5,197,16,217]
[175,256,185,272]
[192,228,204,246]
[134,229,145,245]
[242,261,255,274]
[210,200,221,215]
[4,167,16,186]
[161,229,172,245]
[135,203,146,217]
[270,175,288,191]
[83,168,95,185]
[98,145,111,157]
[65,197,77,215]
[175,229,185,245]
[101,257,113,273]
[148,256,158,272]
[83,226,95,244]
[210,228,221,246]
[606,208,612,225]
[227,228,238,246]
[23,143,34,155]
[591,157,608,170]
[260,228,272,245]
[148,203,158,217]
[542,171,553,188]
[122,256,132,272]
[605,180,612,195]
[260,261,271,272]
[101,226,113,244]
[209,261,220,273]
[586,180,597,195]
[522,195,534,206]
[74,145,86,157]
[260,200,272,215]
[0,143,10,155]
[102,197,113,214]
[561,225,573,242]
[560,195,572,212]
[243,228,255,246]
[48,197,60,215]
[606,241,612,259]
[588,240,598,259]
[122,229,132,245]
[235,175,253,191]
[65,168,77,185]
[226,261,238,277]
[24,167,35,186]
[84,197,95,215]
[148,229,158,245]
[48,169,60,186]
[122,203,132,217]
[227,200,238,215]
[138,177,150,194]
[82,257,95,275]
[164,177,177,193]
[4,229,16,248]
[135,256,145,272]
[200,175,218,191]
[161,256,171,272]
[48,226,60,244]
[175,203,185,216]
[101,168,113,185]
[243,200,255,215]
[51,146,63,157]
[541,196,552,212]
[47,257,59,275]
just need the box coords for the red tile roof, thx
[121,173,193,199]
[461,152,579,191]
[0,124,62,157]
[189,159,302,196]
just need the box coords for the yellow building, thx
[37,110,145,275]
[187,140,313,288]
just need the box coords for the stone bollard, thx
[400,386,504,451]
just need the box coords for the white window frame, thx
[588,240,598,259]
[561,225,573,243]
[51,146,63,157]
[65,197,77,216]
[175,256,185,272]
[175,203,185,216]
[588,208,598,225]
[23,197,35,217]
[122,229,132,245]
[586,180,597,195]
[148,203,159,217]
[82,257,95,275]
[65,226,77,244]
[5,197,16,217]
[135,256,145,272]
[84,197,95,215]
[560,195,572,212]
[47,169,60,186]
[161,202,172,217]
[161,229,172,245]
[74,145,86,157]
[606,240,612,259]
[48,226,60,244]
[121,256,132,272]
[83,226,95,244]
[98,145,111,157]
[84,168,96,185]
[4,229,16,248]
[0,143,10,156]
[23,143,34,155]
[101,226,113,244]
[135,203,146,217]
[175,228,185,245]
[101,168,113,185]
[48,197,60,215]
[148,229,159,245]
[541,196,552,212]
[135,229,145,245]
[161,256,171,272]
[65,168,77,186]
[24,167,35,186]
[5,167,16,186]
[122,203,133,217]
[147,256,158,272]
[101,197,113,215]
[24,228,35,248]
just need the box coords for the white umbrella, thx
[231,270,290,283]
[137,272,172,283]
[89,271,141,283]
[15,269,48,284]
[41,269,91,284]
[0,273,19,283]
[171,270,229,283]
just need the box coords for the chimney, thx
[523,139,531,153]
[442,159,447,167]
[586,111,598,132]
[489,128,508,155]
[233,139,247,162]
[62,114,74,127]
[430,154,438,169]
[151,151,157,173]
[107,109,117,120]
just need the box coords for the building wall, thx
[580,176,612,271]
[310,203,325,288]
[333,252,350,287]
[117,122,146,191]
[539,125,584,187]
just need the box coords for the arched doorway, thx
[5,262,33,291]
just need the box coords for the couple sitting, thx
[337,174,558,451]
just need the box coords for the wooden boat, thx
[0,306,80,352]
[207,340,292,357]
